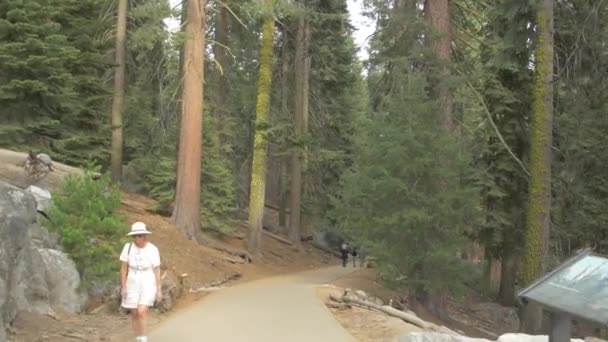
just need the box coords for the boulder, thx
[0,148,86,191]
[397,332,492,342]
[156,272,181,313]
[25,185,52,212]
[38,248,86,313]
[0,181,86,338]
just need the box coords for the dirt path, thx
[150,265,356,342]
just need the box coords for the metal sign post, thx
[549,312,571,342]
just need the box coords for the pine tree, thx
[289,9,311,246]
[110,0,128,182]
[332,0,478,315]
[522,0,554,333]
[212,0,228,143]
[247,0,275,258]
[172,0,206,241]
[473,0,534,306]
[425,0,453,130]
[0,0,112,165]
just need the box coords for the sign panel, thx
[519,250,608,325]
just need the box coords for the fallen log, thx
[262,230,293,245]
[330,293,433,330]
[199,235,253,263]
[330,292,460,336]
[211,244,252,263]
[326,302,350,310]
[221,255,246,264]
[190,272,242,293]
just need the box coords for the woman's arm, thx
[120,261,128,290]
[120,261,129,297]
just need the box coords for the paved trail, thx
[150,265,356,342]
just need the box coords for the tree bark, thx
[289,14,309,246]
[110,0,128,182]
[172,0,206,241]
[278,39,289,230]
[497,235,517,306]
[483,249,493,292]
[301,21,311,239]
[521,0,554,333]
[424,0,453,130]
[247,2,275,259]
[212,1,228,143]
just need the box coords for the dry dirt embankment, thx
[0,149,337,341]
[9,192,336,342]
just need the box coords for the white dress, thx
[120,242,161,309]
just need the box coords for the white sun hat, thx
[127,221,152,236]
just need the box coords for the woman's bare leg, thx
[136,305,148,336]
[130,309,139,336]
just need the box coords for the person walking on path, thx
[340,242,349,267]
[351,247,358,267]
[120,222,162,342]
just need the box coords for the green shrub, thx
[46,172,126,289]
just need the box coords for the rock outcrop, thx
[0,181,86,340]
[397,332,492,342]
[398,332,586,342]
[0,148,86,191]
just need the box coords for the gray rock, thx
[0,181,86,338]
[156,272,182,313]
[0,276,6,342]
[38,248,87,313]
[497,334,583,342]
[25,185,52,212]
[397,332,491,342]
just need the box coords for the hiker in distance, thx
[351,247,358,267]
[340,242,349,267]
[120,222,162,342]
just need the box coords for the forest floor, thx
[6,191,519,342]
[0,149,524,341]
[6,192,527,342]
[320,268,518,341]
[7,192,337,342]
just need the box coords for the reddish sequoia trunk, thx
[172,0,207,241]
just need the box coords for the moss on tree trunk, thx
[522,0,554,333]
[247,2,275,258]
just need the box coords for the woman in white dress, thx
[120,222,162,342]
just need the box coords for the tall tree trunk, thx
[278,42,289,230]
[521,0,554,333]
[497,234,517,306]
[175,2,188,155]
[483,247,494,292]
[425,0,453,130]
[289,14,309,246]
[110,0,128,182]
[212,1,228,142]
[301,22,311,239]
[247,2,275,259]
[172,0,206,241]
